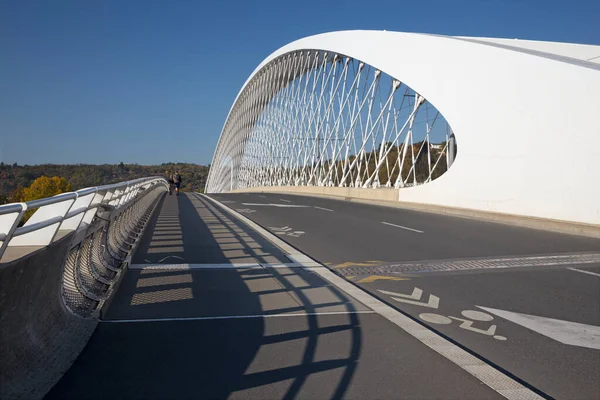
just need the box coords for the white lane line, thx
[102,310,376,323]
[201,193,542,400]
[242,202,310,208]
[381,221,424,234]
[568,267,600,277]
[280,199,292,202]
[129,263,262,270]
[314,206,334,212]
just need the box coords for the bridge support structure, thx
[207,30,600,226]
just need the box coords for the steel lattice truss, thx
[207,51,456,193]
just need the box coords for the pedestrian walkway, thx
[132,191,289,265]
[47,193,507,399]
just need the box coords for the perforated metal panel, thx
[60,185,165,317]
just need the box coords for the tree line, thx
[279,140,454,187]
[0,162,210,205]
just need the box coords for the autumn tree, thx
[9,187,25,203]
[19,176,72,223]
[1,163,210,197]
[22,176,72,202]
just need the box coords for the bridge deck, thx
[46,193,505,399]
[206,192,600,400]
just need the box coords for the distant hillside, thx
[0,162,210,203]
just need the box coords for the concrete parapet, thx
[0,183,167,399]
[0,234,97,400]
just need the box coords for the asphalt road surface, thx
[48,193,524,400]
[209,192,600,400]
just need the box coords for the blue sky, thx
[1,0,598,166]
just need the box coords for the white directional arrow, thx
[478,306,600,350]
[379,287,423,300]
[378,288,440,309]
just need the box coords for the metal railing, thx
[1,176,170,317]
[0,177,168,261]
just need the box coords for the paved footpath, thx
[45,193,543,400]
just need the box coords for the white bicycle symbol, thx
[420,310,507,341]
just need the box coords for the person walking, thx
[165,170,173,195]
[172,170,182,196]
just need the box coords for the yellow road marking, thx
[356,275,410,283]
[333,260,382,268]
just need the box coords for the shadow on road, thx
[46,193,364,399]
[132,193,289,265]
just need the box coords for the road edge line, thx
[101,310,376,324]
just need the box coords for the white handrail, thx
[0,176,169,260]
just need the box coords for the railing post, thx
[0,204,27,260]
[9,195,76,247]
[60,189,96,233]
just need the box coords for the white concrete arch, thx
[207,30,600,225]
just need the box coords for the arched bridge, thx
[207,30,600,225]
[1,31,599,400]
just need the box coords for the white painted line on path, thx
[568,267,600,277]
[129,263,262,270]
[381,221,424,233]
[479,306,600,350]
[201,193,542,400]
[261,262,309,268]
[314,206,334,212]
[280,199,292,202]
[102,310,376,324]
[130,262,313,270]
